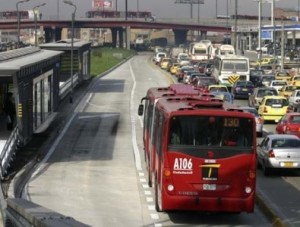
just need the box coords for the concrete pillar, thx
[44,27,56,43]
[54,27,62,41]
[201,31,207,40]
[248,34,252,50]
[172,29,188,46]
[118,28,123,48]
[111,28,118,48]
[292,31,296,49]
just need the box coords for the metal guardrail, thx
[59,73,79,100]
[0,127,20,179]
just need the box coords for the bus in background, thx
[138,95,256,213]
[189,42,210,63]
[211,55,250,88]
[215,44,235,56]
[138,84,203,187]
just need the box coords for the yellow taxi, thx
[160,58,172,70]
[255,57,277,66]
[275,71,291,81]
[289,75,300,86]
[258,96,289,122]
[278,85,300,98]
[170,63,180,75]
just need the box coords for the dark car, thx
[203,63,214,76]
[231,80,255,99]
[196,76,218,88]
[250,69,264,86]
[257,74,276,87]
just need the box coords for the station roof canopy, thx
[39,39,91,50]
[0,46,63,74]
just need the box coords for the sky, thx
[1,0,299,20]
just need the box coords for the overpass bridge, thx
[0,17,297,48]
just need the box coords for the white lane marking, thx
[140,178,146,183]
[148,205,155,211]
[154,224,162,227]
[146,197,153,202]
[144,190,152,196]
[129,61,142,171]
[150,214,160,220]
[139,172,144,177]
[142,184,149,189]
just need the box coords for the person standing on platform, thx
[4,92,16,130]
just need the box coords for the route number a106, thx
[173,158,193,170]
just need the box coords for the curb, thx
[255,193,285,227]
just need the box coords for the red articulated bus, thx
[138,84,211,187]
[138,89,257,213]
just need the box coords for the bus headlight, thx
[245,187,252,194]
[167,184,174,192]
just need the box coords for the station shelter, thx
[39,39,92,96]
[0,47,63,176]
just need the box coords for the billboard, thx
[92,0,113,9]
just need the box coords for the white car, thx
[270,80,288,92]
[288,89,300,110]
[153,52,167,65]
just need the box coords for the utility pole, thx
[234,0,238,51]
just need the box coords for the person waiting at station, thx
[4,92,16,130]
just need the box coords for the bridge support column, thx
[111,28,118,48]
[200,31,207,40]
[44,27,62,43]
[44,27,56,43]
[54,27,62,41]
[118,28,123,48]
[292,31,296,49]
[173,29,188,46]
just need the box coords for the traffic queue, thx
[151,44,300,177]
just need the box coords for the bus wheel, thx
[147,168,152,187]
[155,181,162,212]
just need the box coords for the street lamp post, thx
[33,3,46,47]
[63,0,76,103]
[16,0,30,48]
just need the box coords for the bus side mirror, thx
[138,104,144,116]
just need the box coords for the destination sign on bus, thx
[224,118,240,127]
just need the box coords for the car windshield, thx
[209,87,228,92]
[236,81,253,86]
[242,108,259,117]
[272,139,300,148]
[272,81,287,86]
[290,116,300,123]
[257,89,277,97]
[265,98,289,106]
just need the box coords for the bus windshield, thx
[222,60,248,72]
[168,115,253,148]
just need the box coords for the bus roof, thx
[156,95,254,118]
[215,55,249,60]
[146,84,201,100]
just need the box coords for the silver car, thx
[238,106,264,137]
[257,134,300,176]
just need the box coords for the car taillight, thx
[263,106,268,113]
[268,150,275,158]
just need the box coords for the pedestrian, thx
[4,92,16,130]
